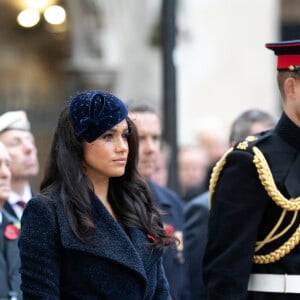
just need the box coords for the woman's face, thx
[82,119,129,182]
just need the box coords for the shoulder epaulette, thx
[234,130,273,152]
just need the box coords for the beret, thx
[0,110,30,133]
[69,90,128,143]
[266,39,300,72]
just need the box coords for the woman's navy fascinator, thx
[69,90,128,143]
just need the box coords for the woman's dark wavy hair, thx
[40,106,172,250]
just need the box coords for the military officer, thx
[0,111,39,219]
[203,39,300,299]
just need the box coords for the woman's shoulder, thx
[24,192,60,220]
[20,193,61,251]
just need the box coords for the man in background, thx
[0,141,22,300]
[0,111,39,219]
[177,145,208,202]
[151,140,171,187]
[129,103,190,300]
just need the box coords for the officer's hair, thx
[277,71,300,99]
[229,109,276,144]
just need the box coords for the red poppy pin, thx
[164,224,175,236]
[4,223,20,240]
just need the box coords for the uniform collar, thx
[275,112,300,151]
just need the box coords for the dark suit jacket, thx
[19,193,171,300]
[184,191,209,300]
[150,181,190,300]
[0,210,22,300]
[4,188,35,220]
[204,113,300,299]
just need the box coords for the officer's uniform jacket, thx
[19,193,171,300]
[204,112,300,299]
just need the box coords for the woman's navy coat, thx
[19,194,171,299]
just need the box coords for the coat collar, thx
[56,194,160,282]
[275,112,300,151]
[284,154,300,197]
[274,113,300,197]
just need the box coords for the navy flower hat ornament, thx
[69,90,128,143]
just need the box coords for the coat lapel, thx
[2,212,21,292]
[56,196,148,281]
[126,227,161,273]
[3,202,18,219]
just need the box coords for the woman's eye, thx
[103,134,113,140]
[122,133,129,139]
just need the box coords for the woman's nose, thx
[116,138,128,152]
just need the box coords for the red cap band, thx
[277,54,300,70]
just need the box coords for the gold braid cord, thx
[252,147,300,210]
[252,146,300,264]
[209,147,234,208]
[209,145,300,265]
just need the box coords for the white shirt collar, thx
[8,184,33,205]
[7,185,33,219]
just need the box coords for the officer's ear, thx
[283,77,299,101]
